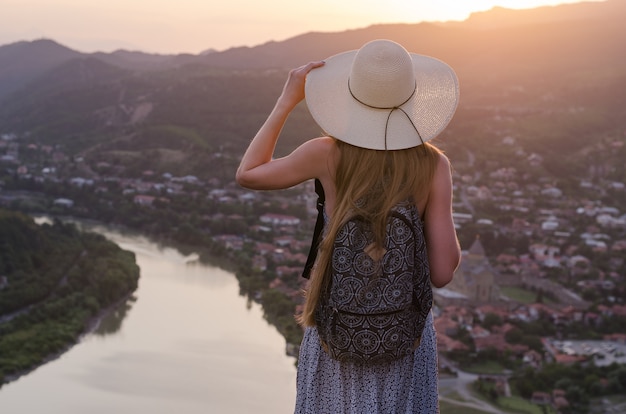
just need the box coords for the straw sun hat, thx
[305,39,459,150]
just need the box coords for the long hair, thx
[296,139,441,327]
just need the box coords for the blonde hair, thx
[297,139,441,326]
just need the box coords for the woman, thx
[237,39,461,413]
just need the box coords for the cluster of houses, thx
[215,190,626,366]
[3,131,626,411]
[434,300,626,358]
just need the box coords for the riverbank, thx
[0,223,298,413]
[3,292,135,385]
[0,210,141,387]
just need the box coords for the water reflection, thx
[93,296,137,337]
[0,221,297,413]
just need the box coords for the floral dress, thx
[294,312,439,414]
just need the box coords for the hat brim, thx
[305,49,459,150]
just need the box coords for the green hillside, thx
[0,209,140,386]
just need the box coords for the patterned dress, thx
[294,312,439,414]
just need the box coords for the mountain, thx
[0,0,624,180]
[0,39,81,99]
[446,0,626,29]
[91,50,179,71]
[1,0,623,103]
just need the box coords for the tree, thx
[505,327,523,344]
[482,312,502,330]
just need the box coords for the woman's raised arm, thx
[236,61,325,190]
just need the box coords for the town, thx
[2,127,626,413]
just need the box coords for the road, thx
[439,370,506,414]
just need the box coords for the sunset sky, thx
[1,0,604,54]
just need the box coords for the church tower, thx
[446,236,500,303]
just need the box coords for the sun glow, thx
[0,0,604,54]
[382,0,603,23]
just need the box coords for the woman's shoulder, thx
[433,151,452,180]
[305,136,337,153]
[301,136,340,171]
[435,150,451,166]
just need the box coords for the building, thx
[446,237,501,303]
[259,213,301,227]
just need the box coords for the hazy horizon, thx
[0,0,605,55]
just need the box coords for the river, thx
[0,222,297,413]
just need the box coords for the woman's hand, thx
[277,61,325,109]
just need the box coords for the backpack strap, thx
[301,178,326,279]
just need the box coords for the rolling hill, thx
[0,0,624,181]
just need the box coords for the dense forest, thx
[0,209,140,386]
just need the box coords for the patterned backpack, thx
[314,201,432,364]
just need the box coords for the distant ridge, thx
[0,0,624,104]
[0,39,81,99]
[91,50,175,71]
[446,0,620,30]
[0,0,623,196]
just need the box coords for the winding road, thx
[439,370,505,414]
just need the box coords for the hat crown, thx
[349,40,415,108]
